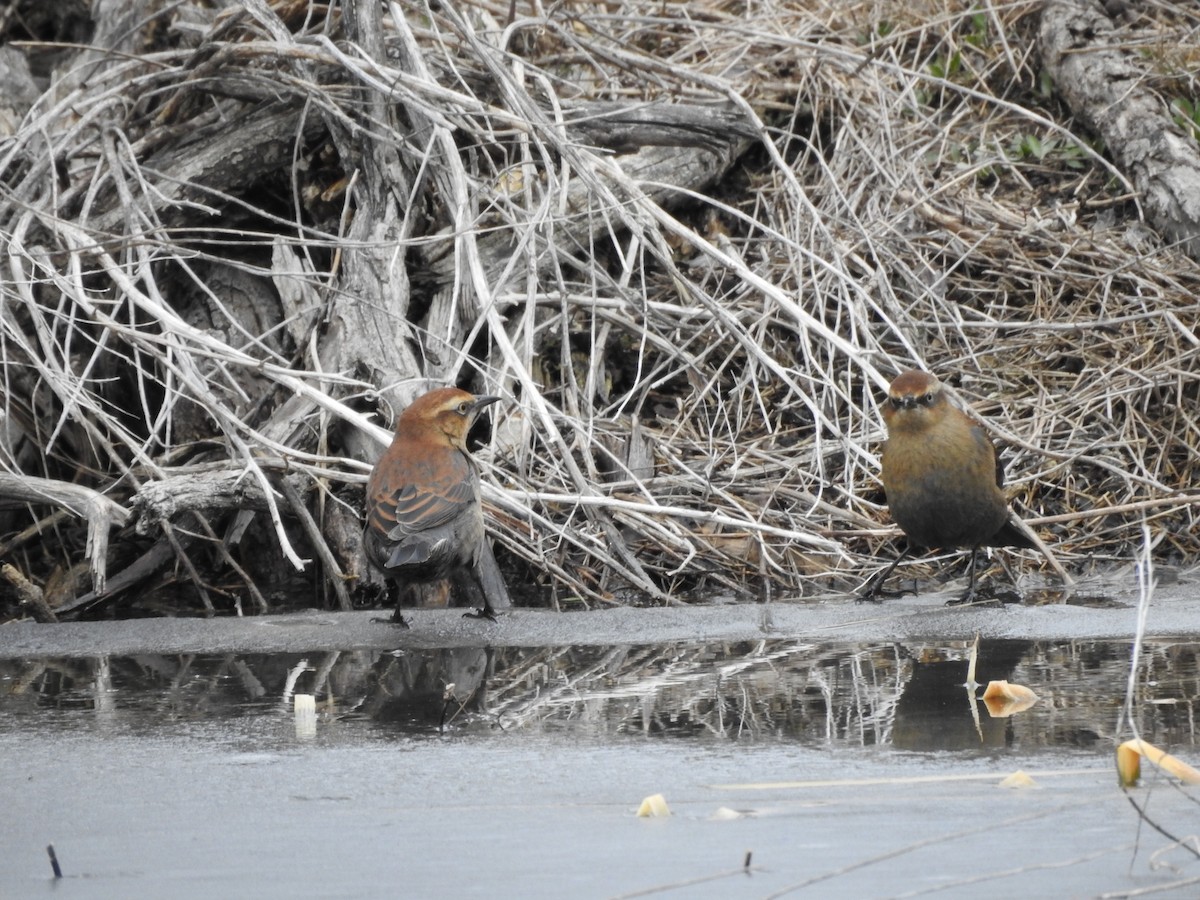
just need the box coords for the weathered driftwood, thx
[1040,0,1200,258]
[55,538,181,617]
[0,563,57,623]
[0,474,128,595]
[129,468,272,534]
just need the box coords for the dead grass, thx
[1,0,1198,615]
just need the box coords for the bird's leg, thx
[389,578,411,627]
[458,567,499,622]
[857,546,914,602]
[948,548,988,606]
[370,581,411,627]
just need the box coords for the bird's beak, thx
[890,395,922,411]
[472,395,502,414]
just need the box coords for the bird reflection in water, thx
[362,647,496,732]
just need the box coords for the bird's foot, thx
[945,590,1000,608]
[947,579,1018,608]
[856,579,915,604]
[462,605,498,623]
[947,588,1020,608]
[370,610,411,628]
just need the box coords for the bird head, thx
[882,369,947,432]
[397,387,501,451]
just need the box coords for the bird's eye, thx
[457,401,470,415]
[921,392,934,405]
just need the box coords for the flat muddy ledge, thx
[1,575,1195,660]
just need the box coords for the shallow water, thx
[4,638,1199,898]
[4,638,1195,750]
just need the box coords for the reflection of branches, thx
[484,641,912,743]
[1,638,1197,753]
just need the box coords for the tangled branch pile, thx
[2,0,1198,620]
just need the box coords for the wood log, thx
[129,469,272,533]
[1040,0,1200,258]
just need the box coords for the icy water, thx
[3,637,1199,898]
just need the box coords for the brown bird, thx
[364,387,502,627]
[861,369,1036,605]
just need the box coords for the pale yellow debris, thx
[636,793,671,818]
[998,770,1038,788]
[1117,739,1200,788]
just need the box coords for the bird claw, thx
[855,579,915,603]
[370,614,411,628]
[945,588,1012,609]
[947,579,1018,607]
[946,590,1000,608]
[462,606,498,623]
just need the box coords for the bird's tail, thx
[988,518,1038,550]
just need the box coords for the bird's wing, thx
[967,421,1007,488]
[386,477,476,539]
[993,449,1008,489]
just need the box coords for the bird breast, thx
[881,417,1008,549]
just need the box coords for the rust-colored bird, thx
[364,387,502,627]
[862,369,1036,605]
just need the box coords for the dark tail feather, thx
[987,517,1038,550]
[475,543,512,611]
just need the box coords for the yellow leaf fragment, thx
[981,680,1038,717]
[998,770,1038,789]
[981,680,1037,702]
[636,793,671,818]
[1117,739,1200,788]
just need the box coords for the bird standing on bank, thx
[364,387,502,627]
[861,369,1036,604]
